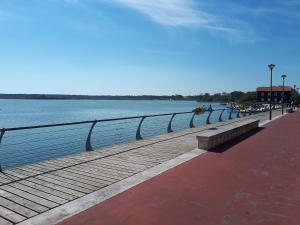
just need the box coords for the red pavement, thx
[59,111,300,225]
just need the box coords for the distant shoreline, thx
[0,94,197,101]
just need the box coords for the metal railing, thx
[0,108,255,170]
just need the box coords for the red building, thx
[256,86,293,104]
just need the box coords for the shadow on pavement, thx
[208,127,265,153]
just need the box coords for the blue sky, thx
[0,0,300,95]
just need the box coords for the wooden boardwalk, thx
[0,110,282,225]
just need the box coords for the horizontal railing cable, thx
[0,108,264,170]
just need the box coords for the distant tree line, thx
[185,91,257,105]
[0,92,257,105]
[0,94,186,101]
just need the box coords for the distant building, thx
[256,86,293,104]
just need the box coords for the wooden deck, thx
[0,110,282,225]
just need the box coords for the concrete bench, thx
[197,119,260,150]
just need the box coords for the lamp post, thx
[281,75,286,115]
[293,85,297,108]
[297,87,299,109]
[268,64,275,120]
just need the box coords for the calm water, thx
[0,100,230,169]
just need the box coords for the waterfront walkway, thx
[0,110,284,224]
[59,110,300,225]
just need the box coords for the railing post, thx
[206,110,213,124]
[0,129,5,144]
[136,116,146,140]
[189,113,196,128]
[86,121,97,151]
[167,113,177,133]
[228,109,233,120]
[218,109,225,122]
[0,129,5,172]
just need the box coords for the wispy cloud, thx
[64,0,300,43]
[103,0,263,43]
[107,0,234,32]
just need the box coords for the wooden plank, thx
[24,162,56,171]
[0,205,26,223]
[29,158,130,179]
[8,183,67,205]
[129,150,178,158]
[51,169,115,185]
[0,216,13,225]
[0,195,38,217]
[64,167,125,182]
[56,167,116,186]
[38,160,76,170]
[27,177,86,197]
[68,165,124,181]
[9,168,40,177]
[33,161,63,170]
[0,186,57,208]
[126,153,172,162]
[84,160,140,173]
[112,153,160,163]
[65,153,106,162]
[93,158,146,171]
[0,170,28,180]
[36,174,97,194]
[0,173,17,181]
[13,167,47,176]
[46,158,84,167]
[0,188,48,213]
[78,163,133,177]
[112,155,159,167]
[87,164,142,176]
[101,158,148,168]
[0,174,15,185]
[68,167,128,183]
[42,174,99,193]
[18,180,76,201]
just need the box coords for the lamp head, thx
[281,74,287,80]
[268,64,276,70]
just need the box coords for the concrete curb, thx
[259,113,286,127]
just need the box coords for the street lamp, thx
[281,74,286,115]
[268,64,275,120]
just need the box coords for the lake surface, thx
[0,100,232,169]
[0,100,216,127]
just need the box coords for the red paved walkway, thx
[59,111,300,225]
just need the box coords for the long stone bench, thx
[197,119,260,150]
